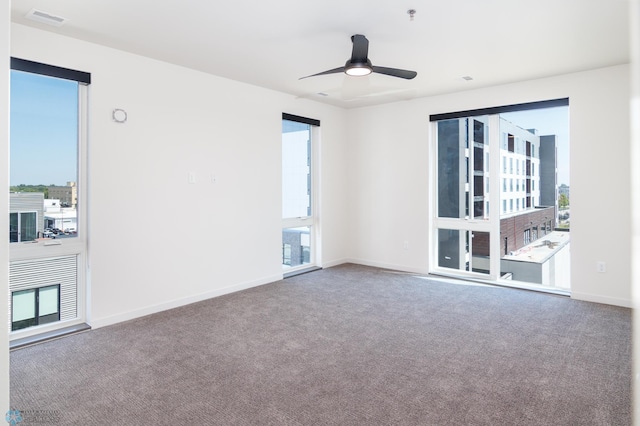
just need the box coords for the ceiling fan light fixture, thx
[345,61,373,77]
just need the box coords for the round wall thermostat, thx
[112,108,127,123]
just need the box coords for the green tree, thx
[558,193,569,209]
[9,184,49,198]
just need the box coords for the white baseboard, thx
[321,258,350,269]
[570,291,632,308]
[89,273,283,329]
[343,258,429,275]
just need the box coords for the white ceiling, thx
[11,0,631,109]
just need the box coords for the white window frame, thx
[281,115,321,274]
[9,62,89,341]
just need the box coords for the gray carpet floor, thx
[10,264,631,425]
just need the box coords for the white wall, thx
[346,65,632,307]
[11,23,349,328]
[0,0,9,416]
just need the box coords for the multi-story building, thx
[48,181,77,208]
[438,116,567,285]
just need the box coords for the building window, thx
[282,243,292,266]
[11,284,60,331]
[524,229,531,245]
[503,200,507,213]
[9,211,37,242]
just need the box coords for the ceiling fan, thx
[300,34,417,80]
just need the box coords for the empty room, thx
[0,1,636,425]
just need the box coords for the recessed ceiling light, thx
[462,76,474,81]
[25,9,68,27]
[317,93,329,97]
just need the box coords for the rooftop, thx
[503,230,570,264]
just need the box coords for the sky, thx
[501,106,570,186]
[10,70,79,186]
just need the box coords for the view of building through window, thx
[435,104,570,291]
[282,118,314,270]
[10,70,79,241]
[9,68,84,334]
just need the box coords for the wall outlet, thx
[188,172,197,184]
[596,261,606,273]
[403,241,409,250]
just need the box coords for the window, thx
[10,211,37,242]
[12,285,60,331]
[431,98,569,290]
[282,113,319,272]
[9,58,90,338]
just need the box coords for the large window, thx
[431,99,570,292]
[9,58,90,338]
[282,113,319,273]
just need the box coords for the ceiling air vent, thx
[25,9,68,27]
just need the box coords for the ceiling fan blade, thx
[299,66,345,80]
[350,34,369,63]
[371,66,417,80]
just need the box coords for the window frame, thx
[281,113,321,275]
[11,284,61,331]
[9,58,90,340]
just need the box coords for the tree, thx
[558,193,569,209]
